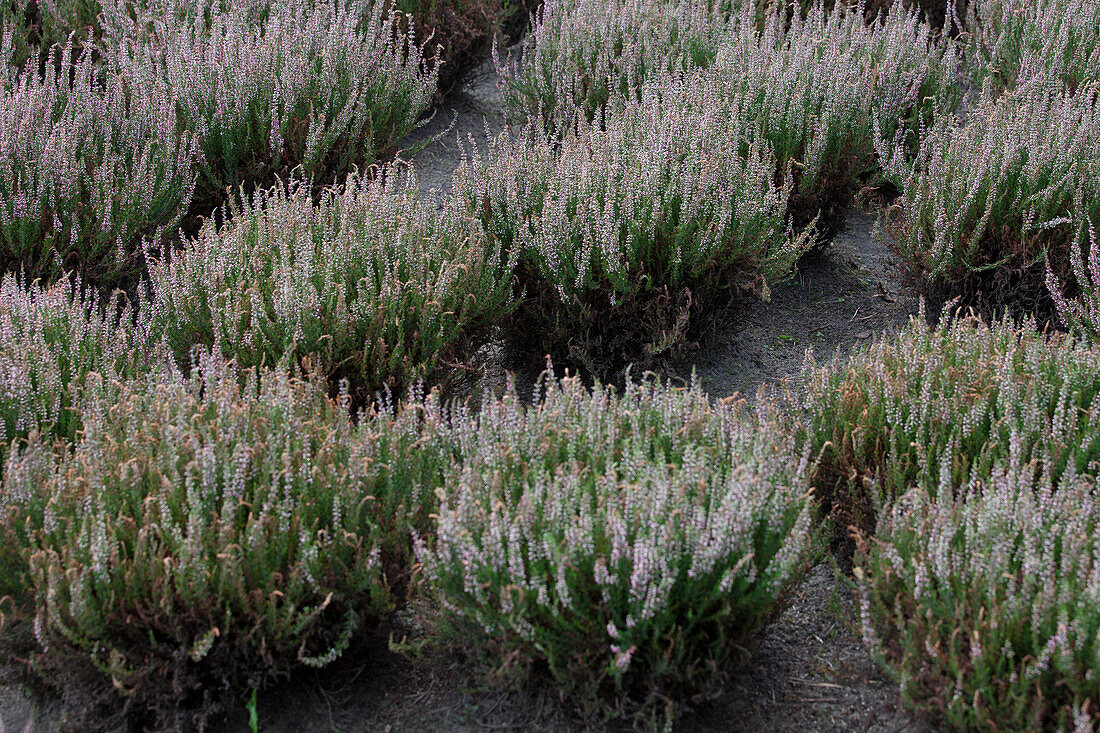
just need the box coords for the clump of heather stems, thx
[455,69,810,373]
[880,78,1100,316]
[856,453,1100,730]
[1048,216,1100,343]
[498,0,740,127]
[146,168,513,402]
[505,0,956,224]
[800,309,1100,534]
[0,41,198,290]
[417,371,817,726]
[964,0,1100,94]
[1,354,418,728]
[0,274,160,473]
[105,0,436,214]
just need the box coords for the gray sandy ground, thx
[0,53,938,733]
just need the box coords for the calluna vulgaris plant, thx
[714,2,958,221]
[417,372,817,726]
[1048,216,1100,343]
[504,0,956,223]
[106,0,436,213]
[964,0,1100,95]
[456,69,810,372]
[0,41,198,290]
[801,309,1100,532]
[880,77,1100,315]
[146,168,513,400]
[0,354,439,728]
[497,0,740,127]
[856,450,1100,731]
[0,273,159,474]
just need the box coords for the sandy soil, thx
[0,52,939,733]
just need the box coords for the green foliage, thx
[1048,216,1100,343]
[146,168,513,402]
[0,274,162,474]
[456,69,810,373]
[856,453,1100,731]
[800,310,1100,534]
[418,372,817,726]
[107,0,436,215]
[1,355,416,727]
[881,79,1100,317]
[964,0,1100,95]
[0,41,198,290]
[504,0,957,227]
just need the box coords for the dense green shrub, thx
[504,0,956,225]
[1048,217,1100,343]
[0,42,198,290]
[801,310,1100,533]
[498,0,738,126]
[107,0,436,214]
[0,4,35,70]
[0,355,440,728]
[964,0,1100,94]
[881,79,1100,316]
[0,275,160,474]
[418,372,817,726]
[455,70,810,373]
[145,168,513,402]
[856,453,1100,731]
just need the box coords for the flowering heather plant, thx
[455,72,809,372]
[0,42,198,290]
[0,6,34,71]
[503,0,956,224]
[856,454,1100,730]
[417,372,817,725]
[964,0,1100,94]
[880,79,1100,315]
[0,354,417,727]
[1048,216,1100,343]
[497,0,738,127]
[716,2,958,222]
[801,309,1100,533]
[0,274,159,473]
[107,0,436,213]
[146,168,512,402]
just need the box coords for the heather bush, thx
[716,3,958,222]
[0,4,34,70]
[145,168,513,402]
[880,79,1100,316]
[0,354,443,727]
[0,42,198,289]
[503,0,956,223]
[455,71,810,373]
[1048,216,1100,343]
[964,0,1100,94]
[856,453,1100,730]
[417,372,817,725]
[0,273,159,475]
[107,0,436,214]
[801,310,1100,534]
